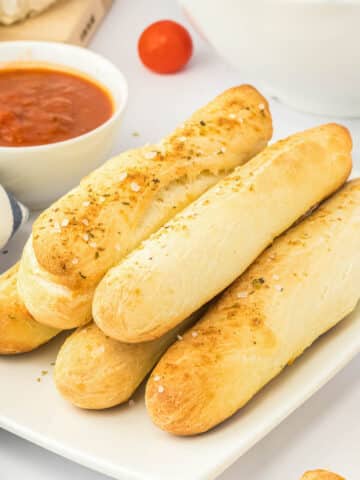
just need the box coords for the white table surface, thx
[1,1,360,479]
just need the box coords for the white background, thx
[1,1,359,479]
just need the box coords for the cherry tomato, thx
[138,20,193,74]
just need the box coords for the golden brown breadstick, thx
[54,311,201,409]
[18,85,272,329]
[146,179,360,435]
[301,470,345,480]
[94,123,352,343]
[0,264,59,354]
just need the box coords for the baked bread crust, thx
[301,470,345,480]
[94,124,352,343]
[18,85,272,328]
[0,264,59,354]
[54,311,201,409]
[145,179,360,435]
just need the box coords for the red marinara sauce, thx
[0,66,113,147]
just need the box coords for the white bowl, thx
[0,41,128,209]
[180,0,360,117]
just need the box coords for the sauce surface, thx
[0,66,113,147]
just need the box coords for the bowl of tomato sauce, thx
[0,41,128,209]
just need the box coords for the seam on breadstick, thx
[18,85,272,328]
[93,123,352,343]
[145,179,360,435]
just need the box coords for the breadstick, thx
[0,264,59,354]
[301,470,345,480]
[18,85,272,329]
[94,124,352,343]
[146,179,360,435]
[54,311,200,409]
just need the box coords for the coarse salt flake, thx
[119,171,128,181]
[91,345,104,357]
[158,385,165,393]
[89,241,97,248]
[177,334,183,341]
[275,285,283,292]
[61,218,69,227]
[99,196,105,203]
[72,258,79,265]
[178,136,187,142]
[83,233,89,242]
[220,146,226,153]
[229,113,236,119]
[130,182,141,192]
[237,291,248,299]
[154,375,161,382]
[272,274,280,280]
[82,201,90,207]
[258,103,265,111]
[192,331,198,338]
[82,219,89,226]
[53,222,61,232]
[144,151,157,159]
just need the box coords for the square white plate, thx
[1,172,360,480]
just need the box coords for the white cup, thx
[0,41,128,209]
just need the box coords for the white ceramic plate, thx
[1,173,360,480]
